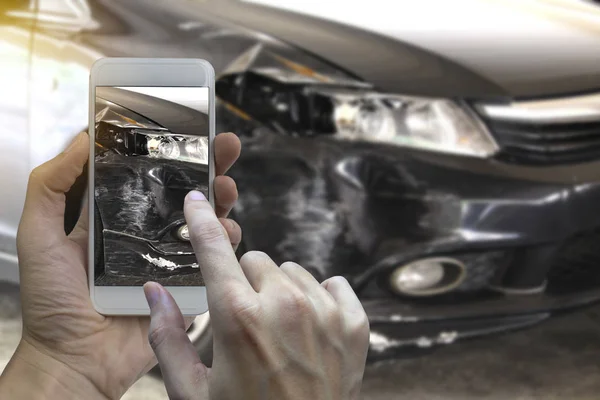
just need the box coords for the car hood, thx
[96,87,208,135]
[199,0,600,99]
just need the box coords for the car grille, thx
[547,231,600,294]
[483,119,600,165]
[475,92,600,165]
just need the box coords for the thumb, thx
[144,282,210,400]
[17,132,89,253]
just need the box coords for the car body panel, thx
[239,0,600,98]
[96,87,209,135]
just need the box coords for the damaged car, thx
[3,0,600,360]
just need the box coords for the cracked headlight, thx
[217,44,498,158]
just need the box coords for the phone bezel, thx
[89,58,214,315]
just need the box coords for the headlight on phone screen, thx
[146,134,208,164]
[101,129,209,165]
[95,106,209,165]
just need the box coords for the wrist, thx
[0,338,111,400]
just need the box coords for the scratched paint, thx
[369,330,459,352]
[142,253,199,270]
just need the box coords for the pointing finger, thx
[184,191,252,303]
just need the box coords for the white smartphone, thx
[88,58,214,315]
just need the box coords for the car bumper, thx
[363,287,600,356]
[94,150,208,286]
[96,230,204,286]
[348,146,600,293]
[223,114,600,350]
[348,147,600,353]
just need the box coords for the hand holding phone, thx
[144,192,371,400]
[5,128,241,399]
[89,58,217,315]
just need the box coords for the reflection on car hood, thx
[210,0,600,98]
[96,87,208,135]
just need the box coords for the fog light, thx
[393,260,444,291]
[177,224,190,241]
[389,257,466,297]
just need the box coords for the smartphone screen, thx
[93,86,209,287]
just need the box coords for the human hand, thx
[0,132,242,400]
[144,193,370,399]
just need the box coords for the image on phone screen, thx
[93,86,209,286]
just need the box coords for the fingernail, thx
[144,282,162,309]
[188,190,206,201]
[64,133,82,154]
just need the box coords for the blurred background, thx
[3,0,600,398]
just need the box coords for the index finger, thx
[184,190,250,299]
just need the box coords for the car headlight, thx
[147,134,209,164]
[315,88,497,157]
[95,101,208,165]
[217,44,498,158]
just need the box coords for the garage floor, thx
[2,282,600,400]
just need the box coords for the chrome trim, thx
[477,92,600,123]
[489,280,547,296]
